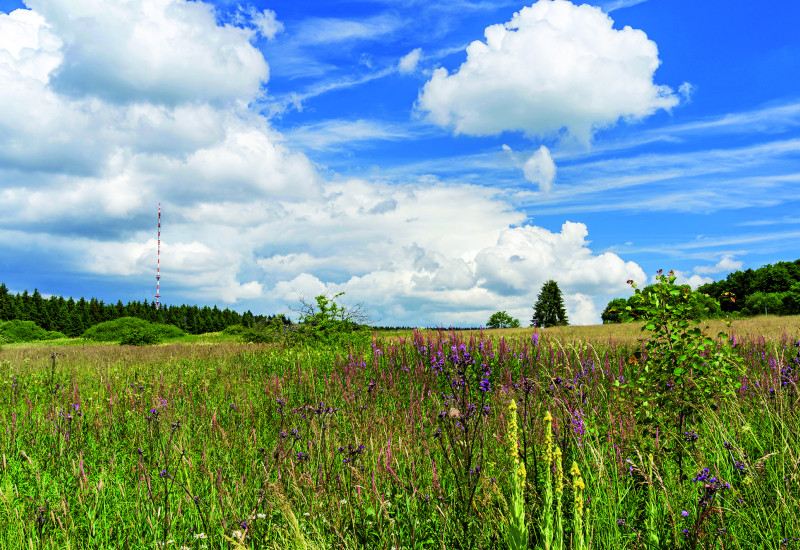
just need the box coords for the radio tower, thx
[155,203,161,310]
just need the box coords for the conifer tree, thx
[531,280,568,328]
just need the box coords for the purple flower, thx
[681,510,689,517]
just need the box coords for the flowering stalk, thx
[507,400,527,550]
[646,454,660,549]
[570,461,586,550]
[554,446,564,550]
[541,411,554,550]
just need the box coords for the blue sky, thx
[1,0,799,326]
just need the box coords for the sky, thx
[1,0,799,327]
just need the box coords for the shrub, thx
[120,326,162,346]
[222,324,247,336]
[82,317,184,343]
[0,320,66,343]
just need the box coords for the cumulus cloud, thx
[25,0,269,106]
[398,48,422,73]
[665,270,712,290]
[474,222,646,296]
[418,0,678,142]
[694,254,742,275]
[523,145,557,192]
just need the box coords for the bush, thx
[82,317,184,343]
[119,326,162,346]
[0,320,66,343]
[222,324,247,336]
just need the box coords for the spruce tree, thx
[531,280,568,328]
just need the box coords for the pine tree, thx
[531,280,568,328]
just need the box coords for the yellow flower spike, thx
[507,399,527,549]
[570,461,581,478]
[543,411,554,465]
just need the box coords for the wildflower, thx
[340,499,347,505]
[681,510,689,517]
[231,530,244,539]
[194,533,208,539]
[256,513,266,520]
[543,410,554,465]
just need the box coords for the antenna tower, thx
[156,203,161,310]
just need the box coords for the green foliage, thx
[604,283,721,324]
[221,324,247,336]
[82,316,184,343]
[698,258,800,314]
[531,280,568,328]
[292,293,371,346]
[601,298,630,324]
[119,326,163,346]
[486,310,520,329]
[0,319,65,343]
[621,271,741,441]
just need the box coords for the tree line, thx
[0,283,274,337]
[602,259,800,323]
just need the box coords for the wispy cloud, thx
[598,0,650,12]
[283,119,421,151]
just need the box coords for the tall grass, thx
[0,326,798,548]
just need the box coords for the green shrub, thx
[119,326,162,346]
[82,317,184,343]
[222,324,247,336]
[0,320,66,343]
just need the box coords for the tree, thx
[601,298,629,324]
[531,280,568,328]
[486,311,520,329]
[289,292,373,345]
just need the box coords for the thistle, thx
[541,410,554,550]
[570,461,586,550]
[507,400,527,550]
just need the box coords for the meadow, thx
[0,315,798,549]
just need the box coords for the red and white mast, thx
[156,203,161,310]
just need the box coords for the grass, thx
[0,319,798,548]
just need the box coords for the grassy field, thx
[0,317,798,549]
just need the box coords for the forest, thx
[602,259,800,323]
[0,283,273,337]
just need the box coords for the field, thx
[0,316,799,549]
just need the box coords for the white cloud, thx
[418,0,678,142]
[665,271,712,290]
[694,254,743,275]
[398,48,422,73]
[241,7,283,40]
[25,0,269,106]
[474,222,646,298]
[523,145,556,192]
